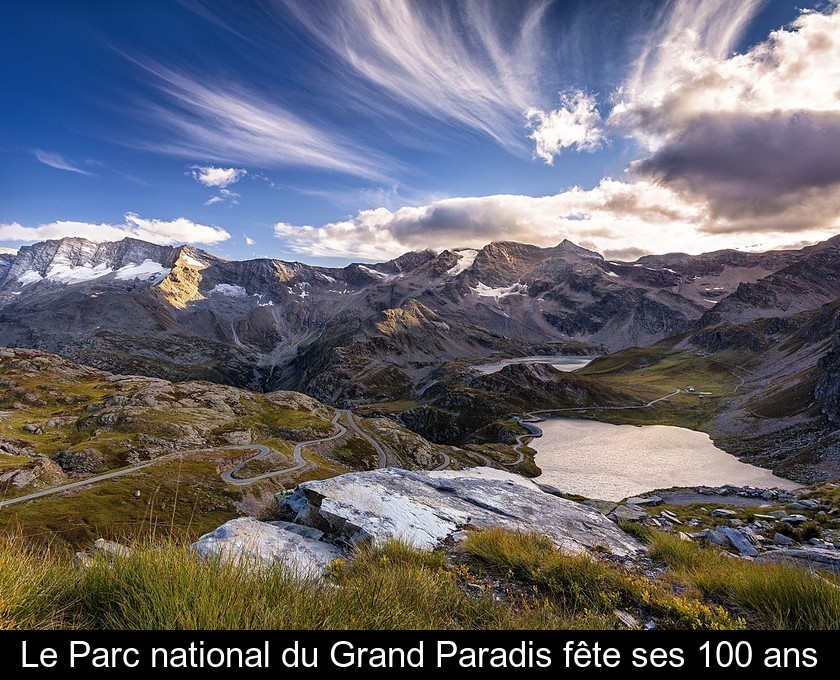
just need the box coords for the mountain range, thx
[1,234,838,479]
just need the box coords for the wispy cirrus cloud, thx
[130,61,394,180]
[33,150,94,176]
[0,212,230,246]
[274,0,552,154]
[272,2,840,261]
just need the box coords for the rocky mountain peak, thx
[553,239,604,259]
[380,249,437,274]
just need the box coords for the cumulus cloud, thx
[526,91,604,163]
[189,165,247,188]
[613,3,840,231]
[273,178,838,260]
[244,235,255,246]
[33,150,94,176]
[0,213,230,246]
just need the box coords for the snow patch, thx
[181,254,207,268]
[115,260,171,283]
[17,271,44,285]
[45,262,113,284]
[210,283,247,297]
[703,299,719,305]
[472,281,528,299]
[358,265,395,281]
[318,273,336,283]
[446,249,478,276]
[606,271,620,278]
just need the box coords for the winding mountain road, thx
[221,411,347,485]
[0,461,156,509]
[1,412,351,506]
[432,451,451,470]
[341,409,388,468]
[0,405,502,507]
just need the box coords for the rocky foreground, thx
[191,467,641,575]
[189,467,840,577]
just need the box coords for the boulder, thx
[704,529,729,547]
[773,532,795,546]
[92,538,131,559]
[781,514,810,525]
[582,499,618,515]
[282,467,641,557]
[718,527,758,557]
[607,505,648,523]
[625,495,662,507]
[756,547,840,573]
[711,508,737,518]
[191,517,341,576]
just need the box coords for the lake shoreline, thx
[528,417,799,502]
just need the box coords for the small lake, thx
[472,356,594,375]
[530,418,799,501]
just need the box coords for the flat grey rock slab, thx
[191,517,341,576]
[607,505,648,522]
[718,526,758,557]
[283,466,641,557]
[625,495,662,507]
[756,547,840,573]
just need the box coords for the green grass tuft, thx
[648,531,840,630]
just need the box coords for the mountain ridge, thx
[0,234,834,402]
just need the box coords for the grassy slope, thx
[2,526,837,630]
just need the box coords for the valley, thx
[0,234,838,548]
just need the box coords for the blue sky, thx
[2,0,838,264]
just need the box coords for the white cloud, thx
[204,196,224,206]
[611,3,840,229]
[0,247,18,255]
[244,235,255,246]
[526,91,604,164]
[613,2,840,142]
[33,150,94,176]
[0,213,230,246]
[273,179,840,260]
[277,0,550,153]
[132,60,392,180]
[189,165,246,188]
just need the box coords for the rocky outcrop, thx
[756,547,840,573]
[191,468,641,573]
[191,517,341,576]
[279,466,641,557]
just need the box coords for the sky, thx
[2,0,839,265]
